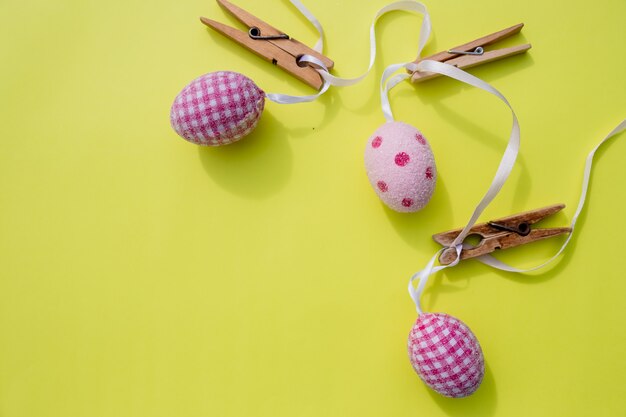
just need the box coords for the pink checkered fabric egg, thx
[364,121,436,213]
[408,313,484,398]
[170,71,265,146]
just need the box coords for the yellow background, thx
[1,0,625,415]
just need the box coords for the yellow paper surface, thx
[1,0,625,416]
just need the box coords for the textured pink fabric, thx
[408,313,484,398]
[364,122,436,213]
[170,71,265,146]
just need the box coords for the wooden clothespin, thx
[200,0,334,89]
[410,23,531,82]
[433,204,571,265]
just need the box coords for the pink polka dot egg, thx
[364,122,436,212]
[170,71,265,146]
[408,313,485,398]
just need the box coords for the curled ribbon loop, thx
[267,1,431,104]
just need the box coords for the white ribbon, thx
[473,119,626,273]
[408,245,462,314]
[289,0,325,53]
[397,62,626,311]
[266,1,431,104]
[381,63,412,121]
[416,61,522,248]
[384,61,522,241]
[391,61,522,312]
[317,1,430,88]
[408,119,625,312]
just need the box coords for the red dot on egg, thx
[395,152,410,166]
[402,198,413,207]
[377,181,388,192]
[371,136,383,148]
[425,166,433,180]
[416,133,426,145]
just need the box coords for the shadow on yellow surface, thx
[427,363,497,417]
[197,112,292,199]
[382,175,453,249]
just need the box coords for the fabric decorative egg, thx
[408,313,484,398]
[170,71,265,146]
[364,121,436,212]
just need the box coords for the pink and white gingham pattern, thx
[170,71,265,146]
[408,313,484,398]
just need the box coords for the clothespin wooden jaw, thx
[433,204,572,265]
[201,0,334,89]
[410,23,532,82]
